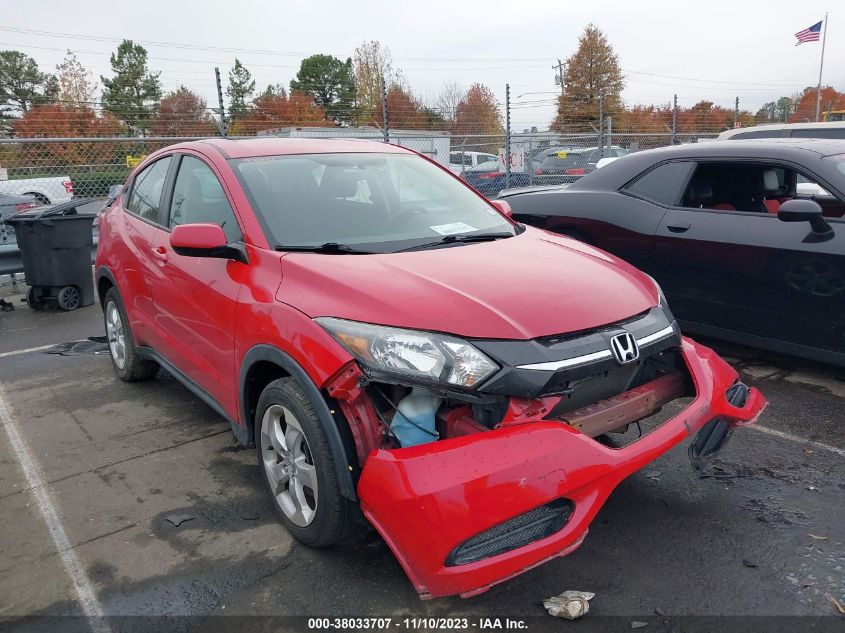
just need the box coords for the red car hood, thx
[277,229,657,340]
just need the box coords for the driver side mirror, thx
[170,223,248,263]
[777,199,833,241]
[489,199,513,218]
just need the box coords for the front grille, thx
[445,499,574,566]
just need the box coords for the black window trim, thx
[124,154,178,229]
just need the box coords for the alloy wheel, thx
[260,404,319,527]
[105,301,126,369]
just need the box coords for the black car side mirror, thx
[777,199,833,241]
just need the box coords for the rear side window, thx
[791,128,845,139]
[624,162,694,205]
[729,130,783,139]
[126,157,172,223]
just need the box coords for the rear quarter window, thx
[624,161,694,205]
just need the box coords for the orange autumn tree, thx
[13,104,123,169]
[790,86,845,122]
[229,91,332,135]
[371,85,427,130]
[150,87,218,137]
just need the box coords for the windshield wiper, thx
[397,232,515,253]
[275,242,375,254]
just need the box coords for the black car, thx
[536,146,629,184]
[506,139,845,367]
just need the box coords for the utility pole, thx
[734,96,740,128]
[505,83,511,188]
[553,59,565,95]
[815,13,829,122]
[214,67,227,137]
[380,76,389,143]
[671,94,678,144]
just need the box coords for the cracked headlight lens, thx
[316,317,498,388]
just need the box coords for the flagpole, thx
[815,13,828,122]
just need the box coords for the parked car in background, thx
[0,175,74,205]
[0,193,37,244]
[535,146,630,184]
[716,121,845,141]
[506,139,845,366]
[459,160,532,197]
[448,150,499,174]
[95,137,764,600]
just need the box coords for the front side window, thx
[231,152,515,251]
[126,157,172,223]
[624,162,693,205]
[169,156,241,242]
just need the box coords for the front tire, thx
[103,288,158,381]
[256,377,351,547]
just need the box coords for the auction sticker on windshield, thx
[430,222,477,235]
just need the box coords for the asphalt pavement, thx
[0,292,843,633]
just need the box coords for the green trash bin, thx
[7,198,95,311]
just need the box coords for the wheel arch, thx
[239,344,357,501]
[95,266,117,308]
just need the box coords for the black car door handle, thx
[666,222,691,233]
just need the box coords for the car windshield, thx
[541,152,589,170]
[231,152,515,251]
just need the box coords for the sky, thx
[2,0,841,130]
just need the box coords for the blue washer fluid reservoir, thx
[390,388,441,447]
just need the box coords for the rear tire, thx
[26,287,47,311]
[256,377,352,547]
[103,288,158,381]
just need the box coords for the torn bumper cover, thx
[357,337,766,599]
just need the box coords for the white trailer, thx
[256,126,451,168]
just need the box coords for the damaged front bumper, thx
[356,337,766,599]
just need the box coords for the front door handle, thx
[666,222,691,233]
[151,247,168,263]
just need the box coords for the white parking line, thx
[750,424,845,458]
[0,386,111,632]
[0,344,55,359]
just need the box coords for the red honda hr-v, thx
[95,138,766,599]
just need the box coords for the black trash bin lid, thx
[6,198,94,224]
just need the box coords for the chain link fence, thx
[0,128,719,243]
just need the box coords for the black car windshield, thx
[540,151,589,170]
[230,153,516,251]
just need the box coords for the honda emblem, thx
[610,332,639,365]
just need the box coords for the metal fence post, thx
[597,93,604,157]
[527,136,534,186]
[606,116,612,153]
[214,67,227,137]
[381,77,390,143]
[671,94,678,145]
[505,83,511,189]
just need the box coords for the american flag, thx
[795,21,822,45]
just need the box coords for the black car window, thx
[540,152,589,170]
[126,157,172,224]
[791,128,845,139]
[729,130,785,139]
[169,156,242,242]
[624,162,694,206]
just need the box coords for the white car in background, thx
[0,176,74,205]
[448,150,499,174]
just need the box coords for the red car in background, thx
[95,138,766,599]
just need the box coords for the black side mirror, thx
[777,199,833,241]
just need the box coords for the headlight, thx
[316,317,498,389]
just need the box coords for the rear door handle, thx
[666,222,691,233]
[151,247,168,263]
